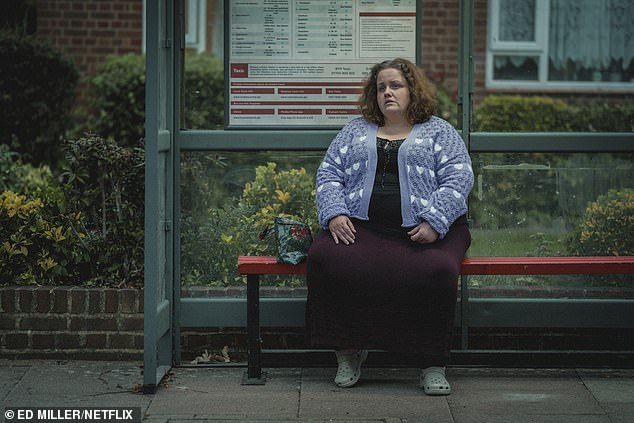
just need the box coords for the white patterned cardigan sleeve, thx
[409,120,473,238]
[315,120,366,229]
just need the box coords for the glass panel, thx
[180,151,323,298]
[493,55,539,80]
[468,152,634,298]
[548,0,634,82]
[182,0,224,129]
[498,0,535,42]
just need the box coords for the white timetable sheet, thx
[227,0,417,128]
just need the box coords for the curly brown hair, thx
[358,58,437,126]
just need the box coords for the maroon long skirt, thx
[305,219,471,358]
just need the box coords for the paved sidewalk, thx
[1,360,633,422]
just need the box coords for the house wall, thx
[35,0,478,105]
[34,0,625,109]
[36,0,143,103]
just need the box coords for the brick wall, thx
[36,0,143,103]
[1,286,632,362]
[421,0,460,92]
[0,287,143,360]
[420,0,488,101]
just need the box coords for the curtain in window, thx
[497,0,536,69]
[499,0,535,42]
[549,0,634,71]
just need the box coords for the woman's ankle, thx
[335,349,358,358]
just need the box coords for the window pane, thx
[548,0,634,82]
[493,55,539,80]
[498,0,535,42]
[469,152,634,298]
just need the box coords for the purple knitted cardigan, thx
[316,116,474,238]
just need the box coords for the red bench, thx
[238,255,634,384]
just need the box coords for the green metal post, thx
[458,0,474,350]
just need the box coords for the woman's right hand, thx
[328,215,356,245]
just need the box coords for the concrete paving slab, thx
[146,367,301,420]
[298,368,453,422]
[1,360,149,409]
[577,369,634,423]
[596,403,634,423]
[577,369,634,403]
[0,361,30,401]
[446,368,608,423]
[2,360,633,423]
[145,419,397,423]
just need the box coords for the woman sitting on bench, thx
[305,58,474,396]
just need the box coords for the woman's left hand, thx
[407,222,439,244]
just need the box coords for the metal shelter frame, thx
[143,0,634,391]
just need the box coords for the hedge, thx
[0,29,78,165]
[91,53,224,146]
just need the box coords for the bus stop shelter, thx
[143,0,634,391]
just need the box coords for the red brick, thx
[138,290,144,312]
[20,316,67,331]
[5,333,29,349]
[85,333,107,349]
[118,316,143,331]
[119,289,139,313]
[0,314,16,330]
[32,334,55,349]
[109,333,141,349]
[91,30,116,38]
[69,288,87,313]
[88,290,103,314]
[105,289,119,313]
[99,2,113,12]
[56,333,83,349]
[17,288,34,312]
[1,288,15,312]
[52,289,68,313]
[70,316,117,332]
[91,12,115,20]
[64,28,89,37]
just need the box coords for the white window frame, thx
[486,0,634,92]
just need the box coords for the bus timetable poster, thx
[226,0,417,128]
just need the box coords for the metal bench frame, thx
[238,255,634,384]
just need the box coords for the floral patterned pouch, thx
[273,216,313,264]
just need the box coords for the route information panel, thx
[226,0,417,128]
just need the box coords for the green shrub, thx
[435,86,458,127]
[241,162,318,235]
[0,29,78,165]
[62,135,145,286]
[570,189,634,256]
[91,54,146,147]
[91,53,224,146]
[0,190,89,285]
[565,101,634,132]
[183,53,225,129]
[474,95,569,131]
[473,95,634,132]
[0,145,53,194]
[181,162,317,286]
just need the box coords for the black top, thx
[367,137,406,232]
[362,137,468,237]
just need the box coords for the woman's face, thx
[376,67,410,121]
